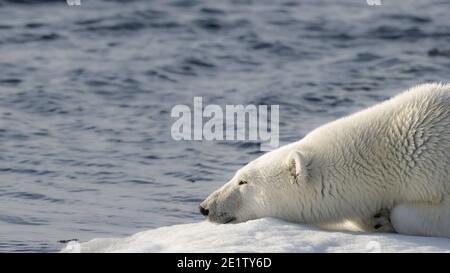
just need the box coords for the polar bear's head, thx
[199,144,314,224]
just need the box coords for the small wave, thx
[164,170,215,183]
[0,0,61,4]
[0,215,46,226]
[384,14,431,23]
[428,48,450,58]
[183,57,216,68]
[5,33,61,44]
[0,78,22,86]
[199,7,226,15]
[1,192,65,203]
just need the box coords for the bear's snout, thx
[199,184,241,223]
[199,205,209,216]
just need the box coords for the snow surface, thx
[61,218,450,253]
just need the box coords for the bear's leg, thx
[390,198,450,238]
[317,209,395,233]
[343,209,395,233]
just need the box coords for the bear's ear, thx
[286,151,310,184]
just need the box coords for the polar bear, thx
[199,83,450,239]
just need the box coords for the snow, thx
[60,218,450,253]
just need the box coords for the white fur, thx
[201,83,450,238]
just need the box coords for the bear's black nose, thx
[199,205,209,216]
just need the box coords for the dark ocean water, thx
[0,0,449,252]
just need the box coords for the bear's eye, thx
[238,180,248,186]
